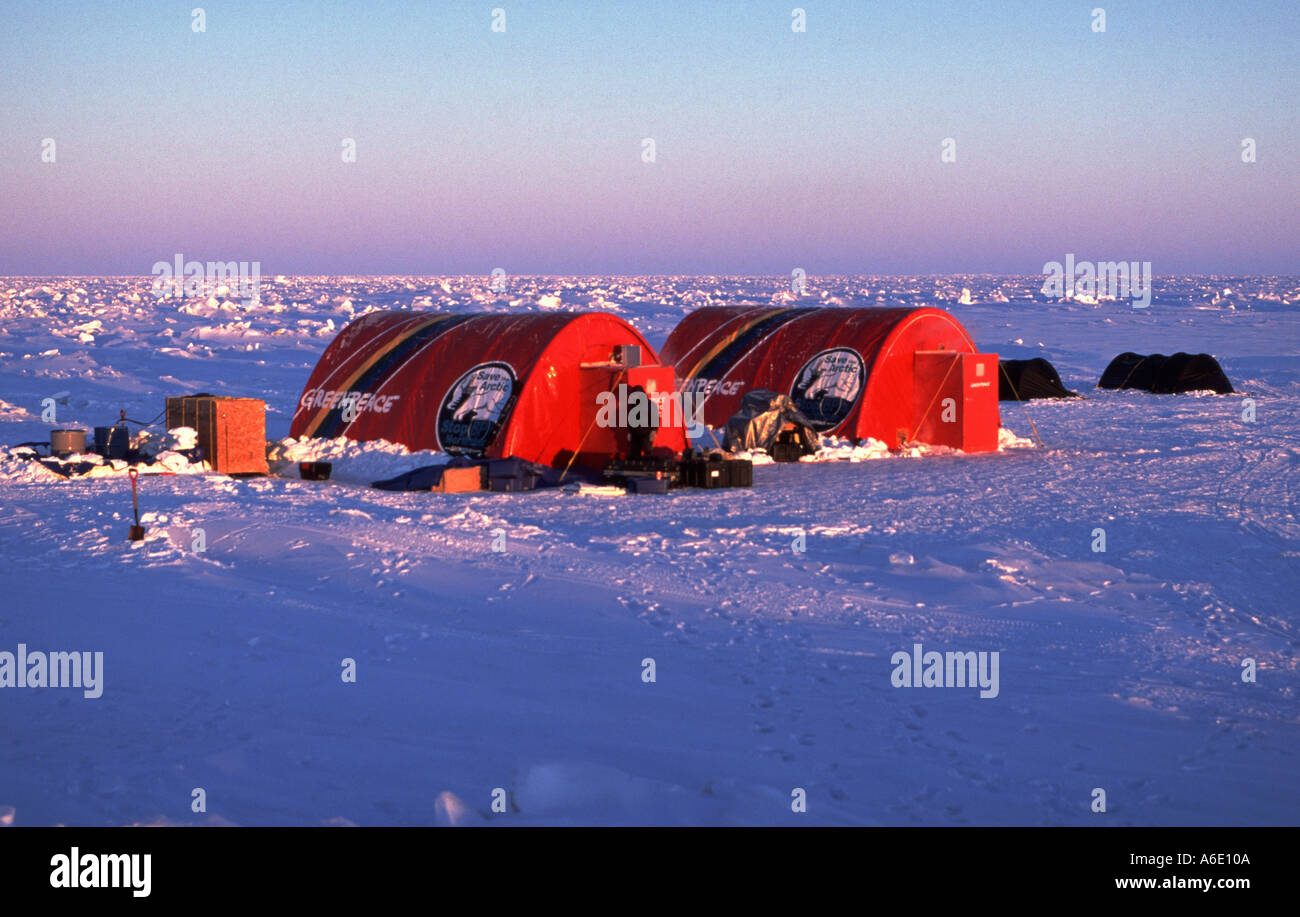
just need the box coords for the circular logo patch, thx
[437,362,516,455]
[790,348,865,431]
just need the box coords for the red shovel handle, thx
[128,467,141,523]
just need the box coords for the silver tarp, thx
[722,389,820,454]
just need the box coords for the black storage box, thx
[299,461,332,481]
[604,456,682,489]
[681,455,752,489]
[770,429,812,463]
[629,476,671,495]
[486,457,541,492]
[727,458,753,487]
[769,440,804,463]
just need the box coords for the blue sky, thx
[1,0,1296,274]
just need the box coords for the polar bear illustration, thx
[797,352,862,403]
[446,367,511,422]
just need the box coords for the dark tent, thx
[1098,352,1234,394]
[370,456,567,492]
[1161,353,1236,394]
[998,358,1077,400]
[1099,352,1161,391]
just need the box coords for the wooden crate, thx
[432,465,483,493]
[165,396,269,474]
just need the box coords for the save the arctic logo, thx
[790,348,865,431]
[437,362,516,455]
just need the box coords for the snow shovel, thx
[127,467,146,541]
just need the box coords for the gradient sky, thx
[1,0,1297,275]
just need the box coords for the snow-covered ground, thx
[0,275,1296,826]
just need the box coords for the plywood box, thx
[433,465,483,493]
[165,396,269,474]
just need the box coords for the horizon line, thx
[3,272,1298,281]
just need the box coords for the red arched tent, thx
[290,311,687,469]
[660,306,1000,452]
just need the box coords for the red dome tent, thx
[660,306,1000,452]
[290,311,688,469]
